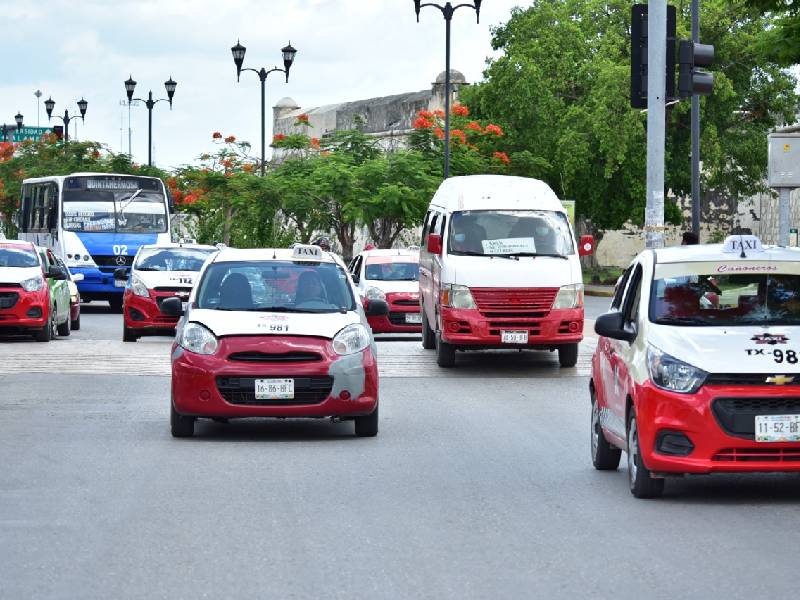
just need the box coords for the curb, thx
[585,287,615,298]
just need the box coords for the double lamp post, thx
[124,75,177,166]
[1,112,24,142]
[231,40,297,176]
[44,97,88,142]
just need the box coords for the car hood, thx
[444,254,580,288]
[648,323,800,374]
[0,266,42,285]
[136,270,198,290]
[363,280,419,295]
[189,308,361,339]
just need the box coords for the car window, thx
[611,266,633,310]
[623,265,643,323]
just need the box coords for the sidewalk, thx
[585,284,615,297]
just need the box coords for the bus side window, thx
[420,211,433,246]
[19,184,33,233]
[46,183,59,232]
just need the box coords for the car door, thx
[596,266,632,414]
[419,211,437,324]
[45,249,70,323]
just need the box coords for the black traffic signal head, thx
[630,4,676,109]
[679,41,714,98]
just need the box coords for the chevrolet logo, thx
[766,375,795,386]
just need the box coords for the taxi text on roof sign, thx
[722,235,763,254]
[292,244,323,259]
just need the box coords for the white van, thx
[419,175,593,368]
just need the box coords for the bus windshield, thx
[62,178,167,234]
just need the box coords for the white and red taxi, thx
[117,243,218,342]
[349,249,421,333]
[592,235,800,498]
[164,245,389,438]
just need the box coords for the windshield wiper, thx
[653,316,710,326]
[135,266,160,271]
[505,252,568,259]
[118,189,143,214]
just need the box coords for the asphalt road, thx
[3,301,799,599]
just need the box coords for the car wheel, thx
[627,412,665,499]
[57,309,71,337]
[35,312,55,342]
[591,384,621,471]
[123,327,139,343]
[421,308,435,350]
[171,401,195,438]
[558,343,579,367]
[436,331,456,368]
[71,313,81,331]
[109,297,123,313]
[354,404,379,437]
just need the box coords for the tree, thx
[745,0,800,65]
[463,0,800,231]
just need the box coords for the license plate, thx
[114,279,126,288]
[405,312,422,324]
[755,414,800,442]
[255,378,294,400]
[501,330,529,344]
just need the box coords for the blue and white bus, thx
[17,173,172,311]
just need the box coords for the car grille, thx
[216,376,333,405]
[154,286,192,293]
[227,352,322,363]
[706,373,800,386]
[470,288,558,317]
[93,255,135,267]
[392,299,418,307]
[713,448,800,462]
[712,397,800,439]
[0,291,19,309]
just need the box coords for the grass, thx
[582,266,624,286]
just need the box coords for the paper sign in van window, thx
[481,237,536,255]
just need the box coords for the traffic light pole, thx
[645,0,667,249]
[691,0,701,236]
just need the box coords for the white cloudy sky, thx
[2,0,526,169]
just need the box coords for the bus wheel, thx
[109,297,123,313]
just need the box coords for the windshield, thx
[62,187,167,233]
[0,247,39,268]
[135,247,216,272]
[365,258,419,281]
[197,261,356,313]
[651,271,800,326]
[448,210,575,257]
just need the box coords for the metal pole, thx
[128,101,132,156]
[148,92,153,167]
[645,0,667,249]
[779,188,791,246]
[443,13,452,179]
[691,0,701,236]
[261,75,266,177]
[64,113,70,143]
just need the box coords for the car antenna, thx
[272,249,277,260]
[739,233,747,259]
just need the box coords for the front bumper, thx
[438,306,583,348]
[0,286,48,330]
[172,335,378,418]
[72,266,125,299]
[636,382,800,474]
[124,289,183,332]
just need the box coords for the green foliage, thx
[745,0,800,65]
[463,0,799,231]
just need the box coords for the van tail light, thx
[427,234,442,255]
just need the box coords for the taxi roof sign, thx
[722,235,763,255]
[292,244,323,260]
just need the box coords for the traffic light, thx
[630,4,676,109]
[678,40,714,97]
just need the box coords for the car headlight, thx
[647,345,707,394]
[20,277,44,292]
[332,323,371,355]
[131,274,149,298]
[441,284,476,309]
[553,283,584,309]
[180,322,219,355]
[364,286,386,301]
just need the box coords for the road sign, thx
[2,126,53,143]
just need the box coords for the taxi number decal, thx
[260,323,288,332]
[745,348,799,364]
[174,277,192,285]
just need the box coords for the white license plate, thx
[501,330,529,344]
[255,378,294,400]
[755,414,800,442]
[405,312,422,324]
[114,279,126,288]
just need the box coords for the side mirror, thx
[161,296,183,317]
[47,266,68,281]
[71,273,84,282]
[365,299,389,317]
[578,235,595,257]
[113,268,128,281]
[427,234,442,255]
[594,311,636,343]
[352,272,360,284]
[167,190,175,213]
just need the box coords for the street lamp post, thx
[414,0,482,179]
[231,40,297,176]
[44,97,88,143]
[124,75,177,167]
[34,90,42,128]
[1,113,24,142]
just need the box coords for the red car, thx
[348,249,421,334]
[119,243,218,342]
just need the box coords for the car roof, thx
[137,243,217,252]
[0,240,36,251]
[212,247,340,265]
[360,248,419,259]
[653,243,800,264]
[429,175,564,213]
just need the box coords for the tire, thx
[354,404,379,437]
[35,311,55,342]
[421,308,436,350]
[627,412,665,499]
[71,313,81,331]
[558,343,579,367]
[171,401,195,438]
[436,331,456,368]
[591,383,621,470]
[123,326,139,342]
[57,309,71,337]
[109,297,123,313]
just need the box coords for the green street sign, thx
[2,126,53,143]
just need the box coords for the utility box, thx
[768,133,800,187]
